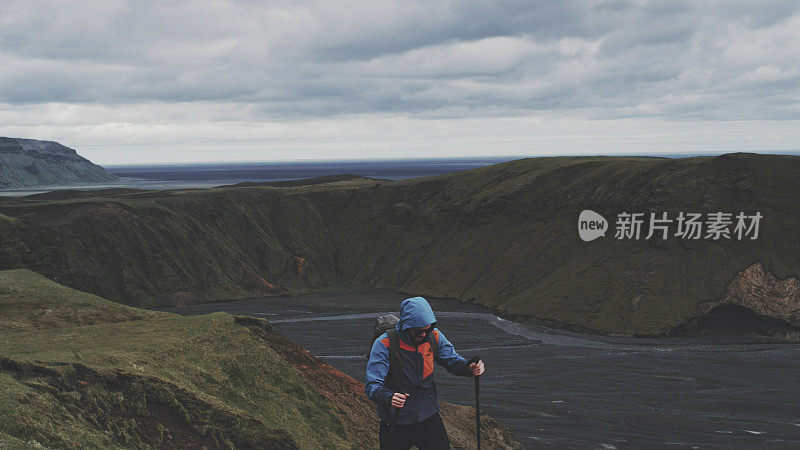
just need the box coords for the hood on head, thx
[397,297,437,332]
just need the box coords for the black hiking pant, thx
[379,412,450,450]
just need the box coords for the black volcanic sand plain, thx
[165,290,800,449]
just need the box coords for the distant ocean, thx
[3,153,795,197]
[0,157,517,197]
[106,158,519,186]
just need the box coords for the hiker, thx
[365,296,485,450]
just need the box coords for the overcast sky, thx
[1,0,799,164]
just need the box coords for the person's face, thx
[408,324,434,344]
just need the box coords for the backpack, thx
[370,314,400,354]
[368,314,439,390]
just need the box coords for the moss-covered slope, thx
[1,153,799,336]
[0,269,520,449]
[0,269,366,448]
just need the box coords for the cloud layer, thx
[1,1,798,162]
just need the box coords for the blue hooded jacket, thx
[365,297,473,425]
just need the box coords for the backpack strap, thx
[386,329,402,391]
[385,327,438,387]
[429,328,440,358]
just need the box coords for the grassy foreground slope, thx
[0,270,520,449]
[1,154,799,336]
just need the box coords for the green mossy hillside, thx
[0,270,372,448]
[2,154,799,335]
[0,269,168,331]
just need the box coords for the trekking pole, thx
[469,357,481,450]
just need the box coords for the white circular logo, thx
[578,210,608,242]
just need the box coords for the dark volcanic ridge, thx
[0,137,118,189]
[1,153,800,338]
[670,303,800,339]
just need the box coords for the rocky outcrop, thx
[0,137,117,188]
[700,262,800,327]
[240,262,280,295]
[294,256,308,278]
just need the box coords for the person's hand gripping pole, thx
[468,357,484,449]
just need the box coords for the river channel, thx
[161,290,800,449]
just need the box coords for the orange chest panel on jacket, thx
[419,340,434,379]
[380,330,439,379]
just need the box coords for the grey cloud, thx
[317,1,610,62]
[703,0,800,28]
[0,0,798,122]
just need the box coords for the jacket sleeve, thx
[365,336,395,406]
[433,330,472,377]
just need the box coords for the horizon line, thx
[100,150,800,167]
